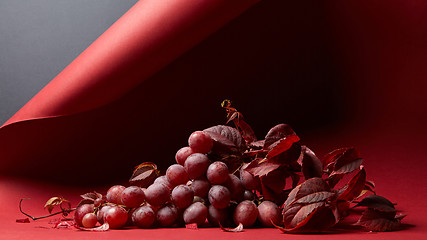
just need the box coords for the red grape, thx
[74,204,94,226]
[243,190,255,201]
[188,131,213,154]
[171,185,194,209]
[183,202,208,226]
[190,178,211,199]
[207,205,228,226]
[132,205,156,228]
[105,205,128,229]
[233,200,258,228]
[96,205,112,224]
[175,146,193,166]
[240,164,261,191]
[206,161,229,184]
[224,174,244,202]
[258,201,282,227]
[156,204,178,227]
[145,183,171,207]
[184,153,210,179]
[121,186,145,208]
[208,185,230,209]
[82,212,98,228]
[106,185,126,205]
[154,175,175,190]
[166,164,189,186]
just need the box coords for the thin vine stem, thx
[19,198,76,221]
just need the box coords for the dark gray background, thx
[0,0,138,125]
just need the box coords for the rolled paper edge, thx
[1,0,261,129]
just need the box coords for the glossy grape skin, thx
[145,183,171,207]
[190,178,211,199]
[171,185,194,209]
[258,201,282,227]
[96,205,112,224]
[132,205,156,228]
[82,213,98,228]
[240,164,261,191]
[121,186,145,208]
[207,205,228,226]
[105,205,128,229]
[243,190,255,201]
[206,161,229,184]
[208,185,231,209]
[233,200,258,228]
[175,146,194,166]
[156,204,178,227]
[74,204,94,226]
[106,185,126,205]
[184,153,210,179]
[154,175,175,190]
[166,164,189,186]
[183,202,208,226]
[188,131,213,154]
[224,174,244,202]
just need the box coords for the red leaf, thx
[80,192,102,201]
[16,218,30,223]
[283,178,335,229]
[294,178,331,202]
[355,208,405,231]
[129,162,159,187]
[204,125,245,153]
[185,223,198,230]
[337,167,366,201]
[327,158,363,188]
[219,222,244,232]
[354,195,396,212]
[44,196,70,214]
[299,146,323,180]
[266,135,300,160]
[277,206,336,233]
[293,191,335,205]
[264,124,297,149]
[245,158,281,177]
[74,222,110,231]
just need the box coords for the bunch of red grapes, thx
[74,131,282,229]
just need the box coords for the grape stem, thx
[19,198,76,221]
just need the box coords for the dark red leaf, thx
[364,180,376,194]
[354,195,396,212]
[129,162,159,187]
[266,135,300,160]
[264,124,297,149]
[294,178,331,202]
[245,158,281,177]
[44,196,70,214]
[293,191,335,205]
[219,222,244,232]
[278,206,336,233]
[260,168,288,194]
[204,125,245,153]
[80,192,102,201]
[16,218,30,223]
[327,158,363,188]
[249,140,265,149]
[337,167,366,201]
[299,146,323,180]
[185,223,198,230]
[355,208,405,231]
[283,178,335,229]
[74,222,109,231]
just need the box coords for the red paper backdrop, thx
[0,0,426,239]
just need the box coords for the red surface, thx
[1,0,427,239]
